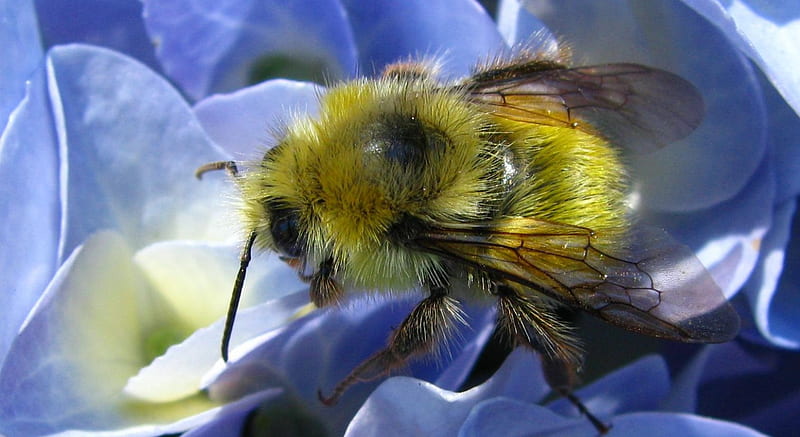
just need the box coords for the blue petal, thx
[644,153,774,298]
[608,412,766,437]
[732,70,800,348]
[208,299,413,434]
[680,0,800,118]
[688,340,800,435]
[345,349,549,436]
[142,0,358,100]
[549,355,670,419]
[33,0,160,72]
[504,0,768,212]
[460,399,588,436]
[460,364,765,436]
[340,0,507,77]
[46,44,231,262]
[0,66,59,365]
[661,345,712,413]
[207,297,492,435]
[346,376,483,437]
[433,307,496,391]
[620,4,767,213]
[181,390,283,437]
[0,0,42,132]
[194,79,323,157]
[402,302,495,391]
[743,199,800,348]
[764,68,800,204]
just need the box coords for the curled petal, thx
[46,44,232,261]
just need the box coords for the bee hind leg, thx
[318,279,466,405]
[494,284,610,434]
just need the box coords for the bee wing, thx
[414,218,739,342]
[466,63,704,153]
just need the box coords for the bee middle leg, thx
[318,278,466,405]
[494,283,610,434]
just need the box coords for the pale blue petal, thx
[496,0,553,46]
[511,0,767,212]
[681,0,800,117]
[0,231,310,435]
[0,232,301,435]
[124,241,307,403]
[0,232,198,434]
[194,79,322,157]
[133,241,306,326]
[49,391,280,437]
[46,44,232,262]
[33,0,160,71]
[340,0,507,77]
[0,0,42,131]
[142,0,357,100]
[0,67,59,365]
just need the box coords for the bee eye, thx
[268,205,305,258]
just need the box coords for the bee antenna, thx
[221,230,257,362]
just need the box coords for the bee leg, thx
[542,358,611,434]
[318,280,466,405]
[195,160,239,179]
[309,257,343,307]
[494,284,610,434]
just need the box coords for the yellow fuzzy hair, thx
[238,76,498,290]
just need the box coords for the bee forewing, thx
[415,219,739,343]
[587,225,740,342]
[467,63,705,153]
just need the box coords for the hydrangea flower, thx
[1,0,798,436]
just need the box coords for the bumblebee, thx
[198,49,740,432]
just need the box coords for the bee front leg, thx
[309,257,343,307]
[494,284,610,434]
[318,279,466,405]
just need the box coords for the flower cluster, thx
[1,0,798,435]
